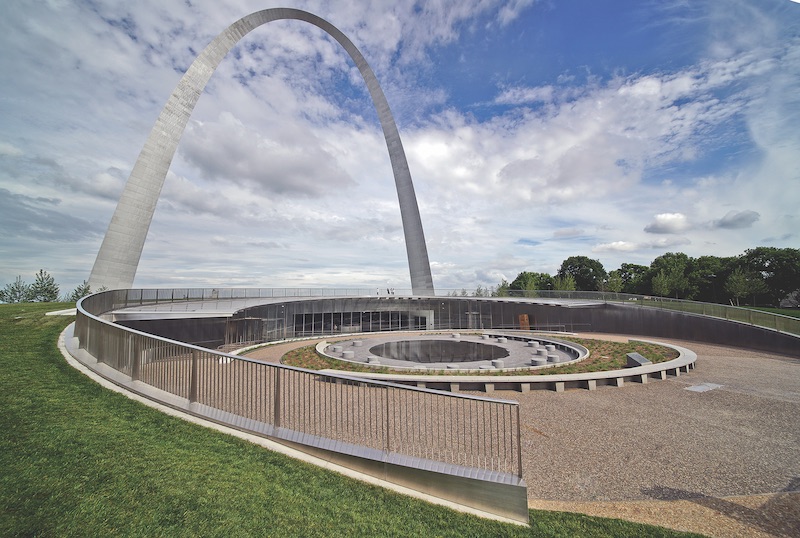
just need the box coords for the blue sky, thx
[1,0,798,294]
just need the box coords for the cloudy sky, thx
[1,0,798,294]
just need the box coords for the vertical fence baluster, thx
[131,337,141,382]
[273,367,281,429]
[384,386,390,453]
[189,349,199,403]
[516,404,523,479]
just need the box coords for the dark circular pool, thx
[369,339,509,363]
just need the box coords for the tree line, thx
[4,247,799,307]
[466,247,800,308]
[0,270,96,304]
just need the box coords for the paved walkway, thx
[248,335,800,537]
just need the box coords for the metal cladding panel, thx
[600,303,800,356]
[89,8,434,295]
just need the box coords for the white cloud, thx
[593,236,691,253]
[592,241,639,253]
[0,142,23,156]
[494,85,554,105]
[496,0,538,26]
[644,213,691,234]
[180,112,354,197]
[0,0,797,293]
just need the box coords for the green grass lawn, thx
[751,306,800,319]
[0,303,704,537]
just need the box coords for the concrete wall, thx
[118,297,799,357]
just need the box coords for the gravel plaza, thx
[249,334,800,537]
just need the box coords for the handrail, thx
[74,290,524,481]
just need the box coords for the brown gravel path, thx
[246,335,800,537]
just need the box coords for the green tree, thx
[29,269,60,302]
[651,270,671,297]
[557,256,607,291]
[68,280,92,302]
[647,253,691,298]
[616,263,649,294]
[509,271,553,294]
[552,274,576,291]
[0,276,34,303]
[725,267,769,306]
[605,270,624,293]
[741,247,800,305]
[686,255,734,303]
[491,279,510,297]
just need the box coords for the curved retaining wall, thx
[226,297,800,357]
[597,303,799,356]
[315,340,697,393]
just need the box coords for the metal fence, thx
[75,290,523,479]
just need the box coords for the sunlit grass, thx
[751,306,800,319]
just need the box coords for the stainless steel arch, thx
[88,8,435,295]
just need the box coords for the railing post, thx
[131,338,141,381]
[516,404,523,479]
[188,349,199,403]
[273,367,281,428]
[385,386,390,453]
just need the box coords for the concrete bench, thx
[626,352,652,368]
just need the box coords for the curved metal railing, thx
[74,290,523,481]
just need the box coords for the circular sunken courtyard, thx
[321,332,588,372]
